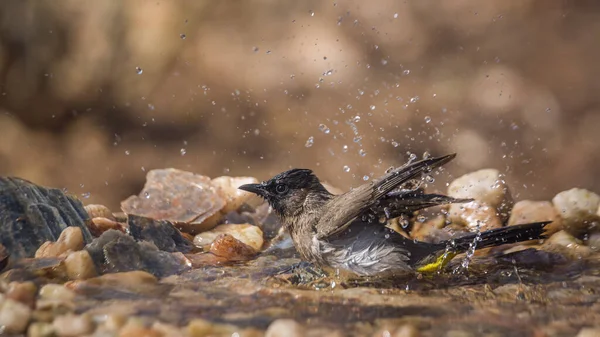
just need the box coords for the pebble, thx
[265,319,305,337]
[119,323,162,337]
[0,298,32,333]
[508,200,562,235]
[89,217,126,237]
[84,204,115,221]
[67,271,157,293]
[53,313,95,337]
[64,250,98,280]
[35,227,84,258]
[542,230,591,259]
[576,327,600,337]
[211,176,261,212]
[447,201,502,232]
[209,234,258,261]
[186,318,235,337]
[552,188,600,235]
[27,322,55,337]
[448,169,513,222]
[6,281,37,307]
[193,223,264,251]
[39,284,76,301]
[152,321,185,337]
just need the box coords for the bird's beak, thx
[238,183,267,196]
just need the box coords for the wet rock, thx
[0,297,32,333]
[552,188,600,235]
[152,321,185,337]
[448,169,513,222]
[0,177,93,259]
[410,215,446,241]
[6,281,37,307]
[121,169,226,234]
[85,230,190,277]
[209,234,258,261]
[35,226,85,258]
[28,322,55,337]
[84,204,115,221]
[577,327,600,337]
[53,313,95,337]
[225,203,282,242]
[127,215,194,253]
[119,320,162,337]
[508,200,562,235]
[67,271,157,294]
[186,318,237,337]
[193,223,264,251]
[447,201,502,232]
[265,318,305,337]
[393,324,421,337]
[39,283,76,302]
[64,250,98,280]
[542,230,592,259]
[211,176,261,212]
[89,217,126,237]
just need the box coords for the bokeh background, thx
[1,0,599,209]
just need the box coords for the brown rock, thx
[121,168,226,234]
[6,281,37,307]
[89,217,127,237]
[53,313,95,337]
[448,201,502,232]
[194,224,264,251]
[64,250,98,280]
[552,188,600,235]
[0,298,32,334]
[508,200,562,235]
[35,227,84,258]
[542,230,592,259]
[66,271,158,294]
[84,204,115,220]
[209,234,257,261]
[211,176,260,213]
[265,319,305,337]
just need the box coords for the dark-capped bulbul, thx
[239,154,549,276]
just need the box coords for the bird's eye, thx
[275,184,288,194]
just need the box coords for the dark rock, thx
[127,215,194,253]
[0,177,93,259]
[85,230,190,277]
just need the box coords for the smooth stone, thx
[552,188,600,235]
[64,250,98,280]
[35,226,84,258]
[193,223,264,251]
[265,319,305,337]
[508,200,562,235]
[53,313,95,337]
[211,176,260,213]
[0,298,32,333]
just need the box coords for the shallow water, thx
[64,246,600,336]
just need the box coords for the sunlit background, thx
[0,0,599,209]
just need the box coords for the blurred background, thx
[0,0,599,209]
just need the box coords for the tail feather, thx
[445,221,551,253]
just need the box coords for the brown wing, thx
[316,154,456,239]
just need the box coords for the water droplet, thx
[417,215,426,222]
[424,116,431,123]
[309,10,315,16]
[135,67,143,75]
[180,33,186,40]
[408,152,417,162]
[353,136,362,143]
[342,145,348,152]
[343,165,350,172]
[363,175,370,181]
[381,59,388,65]
[253,129,260,136]
[391,141,399,147]
[81,192,91,199]
[180,148,187,156]
[125,150,131,156]
[253,46,259,52]
[402,69,410,75]
[393,13,399,19]
[369,105,376,110]
[318,124,330,134]
[400,218,410,228]
[359,149,367,157]
[422,151,431,159]
[353,115,361,122]
[410,96,420,103]
[143,191,150,199]
[305,136,314,148]
[425,175,435,183]
[148,104,155,110]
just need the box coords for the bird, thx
[239,154,550,276]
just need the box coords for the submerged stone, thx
[85,230,191,277]
[127,214,194,253]
[0,177,93,259]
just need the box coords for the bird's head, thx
[239,168,329,217]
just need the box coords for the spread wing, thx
[315,153,457,239]
[370,191,472,220]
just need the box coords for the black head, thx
[239,168,329,217]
